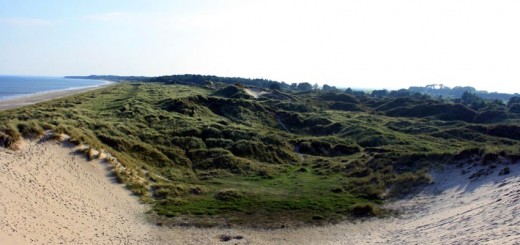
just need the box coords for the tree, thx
[297,82,313,91]
[508,96,520,107]
[461,91,480,105]
[370,89,388,97]
[269,82,281,91]
[323,84,338,91]
[389,89,411,97]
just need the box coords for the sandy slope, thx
[0,140,154,244]
[244,88,267,99]
[1,139,520,244]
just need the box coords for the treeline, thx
[408,84,518,101]
[67,74,520,108]
[65,75,149,82]
[150,74,280,88]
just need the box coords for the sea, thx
[0,75,110,101]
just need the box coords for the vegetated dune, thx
[1,139,520,244]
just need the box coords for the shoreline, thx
[0,81,113,111]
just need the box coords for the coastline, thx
[0,81,113,111]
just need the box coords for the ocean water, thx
[0,76,109,101]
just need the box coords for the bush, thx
[126,181,148,196]
[389,172,432,197]
[0,132,16,148]
[172,136,206,150]
[351,203,378,217]
[0,124,20,148]
[214,189,244,201]
[204,138,233,149]
[319,92,359,103]
[17,121,43,138]
[329,102,364,112]
[358,135,389,147]
[152,184,188,199]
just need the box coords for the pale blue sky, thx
[1,0,520,92]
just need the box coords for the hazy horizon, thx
[2,0,520,93]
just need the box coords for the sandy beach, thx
[0,83,112,111]
[1,138,520,244]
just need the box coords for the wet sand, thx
[0,83,112,111]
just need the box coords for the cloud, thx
[1,17,52,26]
[84,12,132,22]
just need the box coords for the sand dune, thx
[0,140,153,244]
[1,139,519,244]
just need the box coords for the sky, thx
[1,0,520,93]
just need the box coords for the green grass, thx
[1,81,519,227]
[153,166,378,226]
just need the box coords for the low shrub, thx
[214,189,244,201]
[17,121,43,138]
[389,171,432,197]
[351,203,378,217]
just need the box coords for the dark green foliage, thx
[452,147,483,161]
[329,102,365,112]
[159,98,198,116]
[297,82,313,91]
[474,110,509,123]
[375,97,419,111]
[149,74,282,90]
[17,121,43,138]
[509,104,520,114]
[409,84,515,101]
[508,96,520,107]
[0,124,20,148]
[172,136,206,150]
[389,172,432,197]
[468,125,520,141]
[97,134,133,151]
[231,140,289,164]
[430,128,488,142]
[319,92,359,104]
[351,203,378,217]
[152,184,189,199]
[214,189,244,201]
[204,137,233,148]
[297,140,360,156]
[385,103,477,122]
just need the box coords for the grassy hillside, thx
[1,82,519,227]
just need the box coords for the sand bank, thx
[1,139,519,244]
[0,83,112,111]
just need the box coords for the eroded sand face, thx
[0,140,154,244]
[1,140,520,244]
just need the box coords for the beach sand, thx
[0,84,112,111]
[1,139,519,244]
